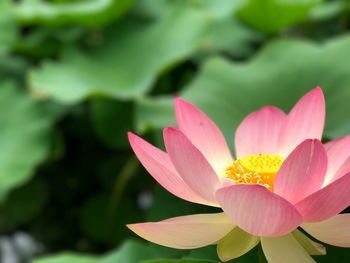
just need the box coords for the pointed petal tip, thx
[314,86,323,92]
[128,132,147,148]
[174,96,186,104]
[279,86,325,155]
[259,105,284,113]
[127,131,137,141]
[174,97,193,112]
[163,126,179,137]
[126,223,140,234]
[310,86,325,98]
[217,254,232,262]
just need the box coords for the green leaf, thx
[14,0,133,27]
[0,83,52,200]
[136,96,175,133]
[29,1,259,104]
[34,240,181,263]
[136,35,350,146]
[236,0,323,34]
[33,254,98,263]
[0,1,18,56]
[198,15,261,59]
[101,240,181,263]
[29,6,207,103]
[309,1,348,22]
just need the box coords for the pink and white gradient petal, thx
[175,98,233,173]
[128,132,209,205]
[261,234,316,263]
[164,127,221,205]
[324,135,350,184]
[234,106,286,159]
[302,214,350,247]
[127,213,234,249]
[274,139,327,204]
[295,173,350,222]
[279,87,325,156]
[216,184,303,237]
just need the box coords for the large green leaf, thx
[29,6,207,103]
[309,1,344,22]
[102,240,181,263]
[34,240,182,263]
[0,83,52,200]
[236,0,323,34]
[14,0,133,27]
[0,1,18,56]
[136,35,350,148]
[33,254,98,263]
[29,1,259,104]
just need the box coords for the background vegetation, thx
[1,0,350,262]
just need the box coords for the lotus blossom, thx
[127,87,350,262]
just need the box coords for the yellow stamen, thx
[225,154,284,191]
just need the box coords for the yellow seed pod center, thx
[225,154,284,191]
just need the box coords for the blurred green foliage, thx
[0,0,350,262]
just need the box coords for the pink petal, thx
[128,132,210,206]
[274,139,327,204]
[324,135,350,184]
[279,87,325,156]
[295,172,350,222]
[261,234,316,263]
[127,213,234,249]
[175,98,232,173]
[302,214,350,247]
[164,127,221,203]
[234,106,286,159]
[216,184,302,237]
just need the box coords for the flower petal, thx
[279,87,325,156]
[292,229,326,255]
[217,227,259,262]
[127,213,234,249]
[261,234,316,263]
[274,139,327,204]
[295,173,350,222]
[324,135,350,185]
[216,184,302,237]
[302,214,350,247]
[175,98,232,173]
[164,127,221,203]
[235,106,286,159]
[128,132,210,205]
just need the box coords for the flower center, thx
[225,154,285,191]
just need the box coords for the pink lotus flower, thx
[127,87,350,262]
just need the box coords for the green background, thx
[0,0,350,262]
